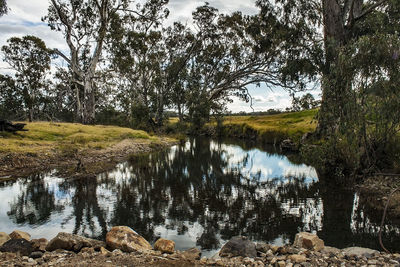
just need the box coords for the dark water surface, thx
[1,137,399,256]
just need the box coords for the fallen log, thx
[0,119,28,133]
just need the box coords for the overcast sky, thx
[0,0,320,113]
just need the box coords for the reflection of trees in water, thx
[108,137,322,247]
[3,137,400,252]
[7,173,64,225]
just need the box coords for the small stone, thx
[200,256,207,264]
[287,247,301,254]
[112,249,123,255]
[31,238,48,252]
[154,238,175,254]
[286,263,293,267]
[288,254,307,263]
[277,260,285,267]
[80,247,95,254]
[100,247,110,255]
[9,230,31,241]
[256,242,270,253]
[215,259,224,266]
[28,258,36,264]
[30,251,44,259]
[181,247,201,260]
[219,236,257,258]
[389,259,399,265]
[270,245,279,253]
[243,257,254,264]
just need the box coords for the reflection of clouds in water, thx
[216,144,318,182]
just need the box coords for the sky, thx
[0,0,320,113]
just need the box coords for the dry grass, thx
[0,122,156,153]
[223,109,318,135]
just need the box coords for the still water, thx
[0,137,399,256]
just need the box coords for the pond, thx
[0,137,399,256]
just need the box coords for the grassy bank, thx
[219,109,317,144]
[0,122,156,154]
[0,122,175,177]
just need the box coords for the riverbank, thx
[212,109,317,145]
[1,228,399,267]
[0,122,176,178]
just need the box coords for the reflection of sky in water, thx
[210,141,318,183]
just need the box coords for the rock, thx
[277,260,286,267]
[293,232,324,251]
[106,226,152,253]
[31,238,48,252]
[30,251,44,259]
[46,232,105,252]
[270,245,280,253]
[9,230,31,241]
[153,238,175,254]
[219,236,257,258]
[0,238,33,256]
[256,242,270,253]
[80,247,95,254]
[341,247,379,259]
[288,254,307,263]
[100,247,110,255]
[181,247,201,260]
[0,232,11,246]
[321,246,340,255]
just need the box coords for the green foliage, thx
[1,35,51,122]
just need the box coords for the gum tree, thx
[43,0,167,124]
[1,36,51,122]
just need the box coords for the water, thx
[1,137,399,256]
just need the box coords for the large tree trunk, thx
[317,0,363,136]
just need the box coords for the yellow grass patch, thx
[0,122,155,153]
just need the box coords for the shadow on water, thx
[0,137,400,255]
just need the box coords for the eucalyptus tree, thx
[256,0,396,136]
[180,3,312,128]
[43,0,167,124]
[1,36,51,122]
[109,0,192,128]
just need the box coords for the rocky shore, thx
[1,227,399,267]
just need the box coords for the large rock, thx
[342,247,379,258]
[293,232,324,251]
[106,226,152,253]
[0,238,33,256]
[154,238,175,254]
[181,247,201,260]
[0,232,11,246]
[219,236,257,258]
[46,232,105,252]
[9,230,31,241]
[31,238,48,252]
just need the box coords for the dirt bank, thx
[0,137,177,179]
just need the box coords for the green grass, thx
[0,122,155,153]
[220,109,318,142]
